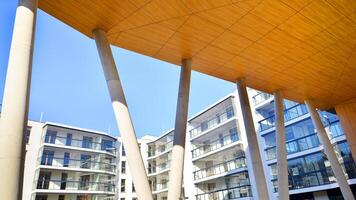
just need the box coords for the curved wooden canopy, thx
[38,0,356,109]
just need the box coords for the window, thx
[79,175,90,190]
[63,152,70,167]
[121,161,126,174]
[58,195,65,200]
[41,150,54,166]
[80,154,91,169]
[60,173,67,190]
[82,136,93,149]
[37,172,51,189]
[66,133,72,146]
[132,183,136,192]
[226,107,234,118]
[101,139,113,152]
[122,146,126,156]
[120,198,125,200]
[35,195,48,200]
[45,130,57,144]
[121,179,126,192]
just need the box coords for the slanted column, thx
[93,29,153,200]
[167,59,192,200]
[274,91,289,200]
[305,100,355,200]
[236,79,270,200]
[335,100,356,160]
[0,0,38,199]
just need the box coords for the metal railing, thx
[191,132,240,158]
[252,92,272,106]
[35,179,115,192]
[193,157,246,180]
[148,140,173,157]
[151,182,168,192]
[44,135,117,154]
[265,133,320,160]
[39,157,116,173]
[190,107,235,138]
[258,104,308,131]
[148,161,170,174]
[196,184,252,200]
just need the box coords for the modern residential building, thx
[23,122,118,200]
[114,90,356,200]
[250,90,356,200]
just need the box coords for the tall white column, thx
[93,29,153,200]
[305,100,355,200]
[274,91,289,200]
[167,59,192,200]
[0,0,37,199]
[236,79,270,200]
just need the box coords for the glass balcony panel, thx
[258,104,308,131]
[195,185,252,200]
[193,157,246,180]
[35,180,115,192]
[191,130,240,158]
[38,157,116,173]
[190,107,235,138]
[252,92,273,106]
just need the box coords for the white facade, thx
[21,89,356,200]
[24,122,118,200]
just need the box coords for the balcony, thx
[258,104,308,132]
[193,157,246,181]
[35,180,115,193]
[192,131,240,158]
[39,157,116,173]
[151,182,168,192]
[190,107,235,138]
[196,184,252,200]
[44,135,117,155]
[252,92,273,106]
[148,161,170,175]
[265,133,320,160]
[148,141,173,158]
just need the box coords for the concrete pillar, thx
[335,99,356,160]
[167,59,192,200]
[274,91,290,200]
[236,79,270,200]
[93,29,153,200]
[305,100,355,200]
[0,0,37,199]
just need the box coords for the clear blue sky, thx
[0,1,235,137]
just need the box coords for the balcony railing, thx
[148,161,170,174]
[151,182,168,192]
[44,135,117,154]
[258,104,308,131]
[39,157,116,173]
[265,133,320,160]
[196,184,252,200]
[190,107,235,138]
[191,132,240,158]
[252,92,272,106]
[35,179,115,193]
[193,156,246,180]
[148,141,173,157]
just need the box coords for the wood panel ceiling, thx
[38,0,356,109]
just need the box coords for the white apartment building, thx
[18,88,356,200]
[24,122,118,200]
[115,89,356,200]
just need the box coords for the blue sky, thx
[0,1,236,137]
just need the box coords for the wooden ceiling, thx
[38,0,356,109]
